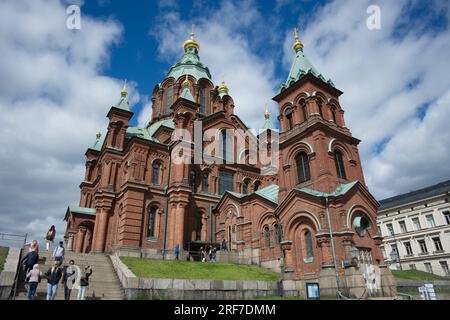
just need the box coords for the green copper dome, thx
[166,46,212,82]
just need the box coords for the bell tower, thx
[274,28,366,202]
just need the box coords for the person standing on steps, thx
[22,247,39,277]
[24,240,40,254]
[52,241,65,265]
[26,264,42,300]
[62,260,77,300]
[45,261,63,300]
[175,244,180,260]
[77,266,92,300]
[45,225,56,251]
[211,246,217,263]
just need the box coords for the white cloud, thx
[0,0,127,243]
[283,0,450,198]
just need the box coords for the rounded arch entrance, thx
[74,220,94,254]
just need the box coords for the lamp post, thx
[390,230,403,270]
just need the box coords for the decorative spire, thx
[121,79,127,97]
[180,74,195,102]
[183,23,200,52]
[264,103,270,119]
[182,74,190,88]
[292,27,304,52]
[218,77,229,95]
[96,131,102,139]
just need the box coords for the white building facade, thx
[377,180,450,277]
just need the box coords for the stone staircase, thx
[13,251,125,300]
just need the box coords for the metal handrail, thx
[396,292,413,300]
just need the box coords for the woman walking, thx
[45,225,56,251]
[45,261,62,300]
[26,264,42,300]
[77,266,92,300]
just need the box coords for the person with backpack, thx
[52,241,65,265]
[77,266,92,300]
[45,225,56,251]
[45,261,63,300]
[174,244,180,260]
[26,264,42,300]
[61,260,77,300]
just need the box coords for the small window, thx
[285,107,294,130]
[443,211,450,225]
[412,217,421,231]
[199,87,206,114]
[426,214,436,228]
[219,170,234,195]
[165,85,173,113]
[264,225,271,248]
[242,179,250,194]
[296,152,311,184]
[304,231,313,259]
[424,262,433,274]
[418,239,428,253]
[404,242,413,255]
[317,99,324,118]
[254,181,261,191]
[148,207,157,238]
[433,237,443,251]
[152,163,160,185]
[440,261,450,276]
[274,224,282,245]
[189,170,197,193]
[331,107,337,123]
[334,150,346,179]
[386,223,394,236]
[301,102,308,122]
[399,220,407,233]
[202,172,209,193]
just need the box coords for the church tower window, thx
[199,87,206,114]
[296,152,311,184]
[242,179,250,194]
[219,170,234,195]
[304,231,313,258]
[301,101,308,122]
[334,150,347,179]
[285,107,294,130]
[317,98,324,118]
[152,162,160,185]
[202,172,209,193]
[189,170,197,192]
[165,85,173,114]
[264,225,271,248]
[331,107,337,123]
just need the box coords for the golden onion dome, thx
[96,131,102,139]
[292,27,304,52]
[264,104,270,119]
[121,79,127,97]
[182,74,190,87]
[183,24,200,52]
[218,79,229,95]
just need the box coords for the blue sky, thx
[0,0,449,243]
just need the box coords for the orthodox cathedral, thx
[64,28,395,296]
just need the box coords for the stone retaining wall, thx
[0,248,21,300]
[397,280,450,293]
[109,255,299,300]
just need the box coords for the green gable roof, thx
[68,205,96,216]
[280,49,335,93]
[222,184,279,205]
[297,181,359,198]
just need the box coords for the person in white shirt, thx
[52,241,65,265]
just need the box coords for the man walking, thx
[62,260,77,300]
[52,241,65,265]
[175,244,180,260]
[45,261,63,300]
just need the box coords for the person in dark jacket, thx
[22,249,39,276]
[77,266,92,300]
[45,261,63,300]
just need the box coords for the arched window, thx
[331,107,337,123]
[189,170,197,192]
[219,170,234,195]
[202,172,209,193]
[165,84,173,113]
[285,107,293,130]
[199,87,206,114]
[254,181,261,191]
[301,101,308,122]
[242,179,250,194]
[264,225,271,248]
[274,224,282,244]
[304,231,313,258]
[296,152,311,183]
[317,99,324,118]
[334,150,347,179]
[152,162,160,185]
[148,207,157,238]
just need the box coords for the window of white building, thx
[433,237,443,252]
[443,211,450,225]
[386,223,394,236]
[426,214,436,228]
[404,242,413,255]
[440,261,450,276]
[412,217,421,231]
[418,239,428,254]
[399,220,407,233]
[424,262,433,274]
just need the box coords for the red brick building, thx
[64,30,395,296]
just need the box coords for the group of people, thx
[21,226,93,300]
[199,245,217,262]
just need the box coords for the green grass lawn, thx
[121,257,280,281]
[392,269,449,281]
[0,246,9,272]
